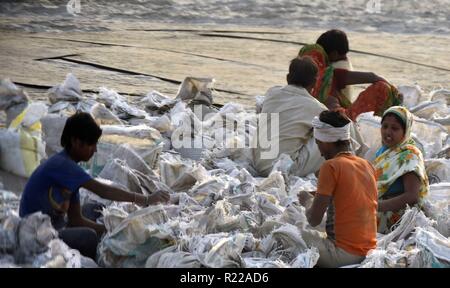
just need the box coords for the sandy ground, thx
[1,18,449,108]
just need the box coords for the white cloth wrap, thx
[312,116,351,142]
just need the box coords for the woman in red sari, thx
[299,30,402,121]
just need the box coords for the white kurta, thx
[254,85,327,177]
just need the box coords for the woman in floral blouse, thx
[374,106,429,233]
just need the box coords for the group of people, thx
[255,29,428,267]
[18,29,428,267]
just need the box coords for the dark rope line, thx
[33,56,248,96]
[30,36,269,69]
[198,33,450,72]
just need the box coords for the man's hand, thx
[306,194,331,227]
[298,191,315,208]
[148,190,170,205]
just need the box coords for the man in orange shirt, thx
[299,110,378,267]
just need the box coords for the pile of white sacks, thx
[0,74,449,268]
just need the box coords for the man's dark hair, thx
[319,110,350,128]
[316,29,349,55]
[61,112,102,150]
[287,57,318,88]
[319,110,351,146]
[381,112,406,131]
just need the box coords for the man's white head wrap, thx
[312,116,351,142]
[312,116,361,152]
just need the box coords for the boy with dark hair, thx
[19,112,169,260]
[316,29,349,62]
[298,110,378,267]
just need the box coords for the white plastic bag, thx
[176,77,214,105]
[84,124,163,176]
[412,117,447,158]
[430,88,450,105]
[355,112,382,161]
[97,87,147,119]
[47,73,82,104]
[40,114,67,157]
[0,101,47,177]
[397,85,423,109]
[90,102,122,125]
[425,159,450,184]
[410,100,448,119]
[255,95,265,114]
[139,90,176,111]
[0,78,29,126]
[98,205,172,267]
[0,128,46,177]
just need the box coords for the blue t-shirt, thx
[375,145,404,198]
[19,150,92,220]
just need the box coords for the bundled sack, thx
[425,159,450,184]
[422,183,450,237]
[129,115,172,133]
[0,79,29,126]
[430,88,450,105]
[90,102,122,125]
[0,212,57,264]
[255,95,265,114]
[196,199,256,234]
[47,73,82,104]
[83,124,163,176]
[110,144,155,176]
[360,226,450,268]
[412,226,450,267]
[176,77,214,106]
[97,87,147,120]
[158,153,202,192]
[0,212,20,253]
[98,157,170,196]
[179,232,254,268]
[0,103,47,177]
[145,246,201,268]
[1,213,96,268]
[0,189,19,223]
[412,117,447,158]
[243,257,289,268]
[410,100,448,120]
[377,207,435,250]
[139,91,176,113]
[98,205,173,267]
[40,113,67,157]
[32,239,98,268]
[359,242,410,268]
[289,247,320,268]
[356,112,382,161]
[397,85,423,109]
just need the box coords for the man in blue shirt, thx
[19,112,169,260]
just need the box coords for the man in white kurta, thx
[254,57,328,177]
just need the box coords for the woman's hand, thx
[371,73,387,83]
